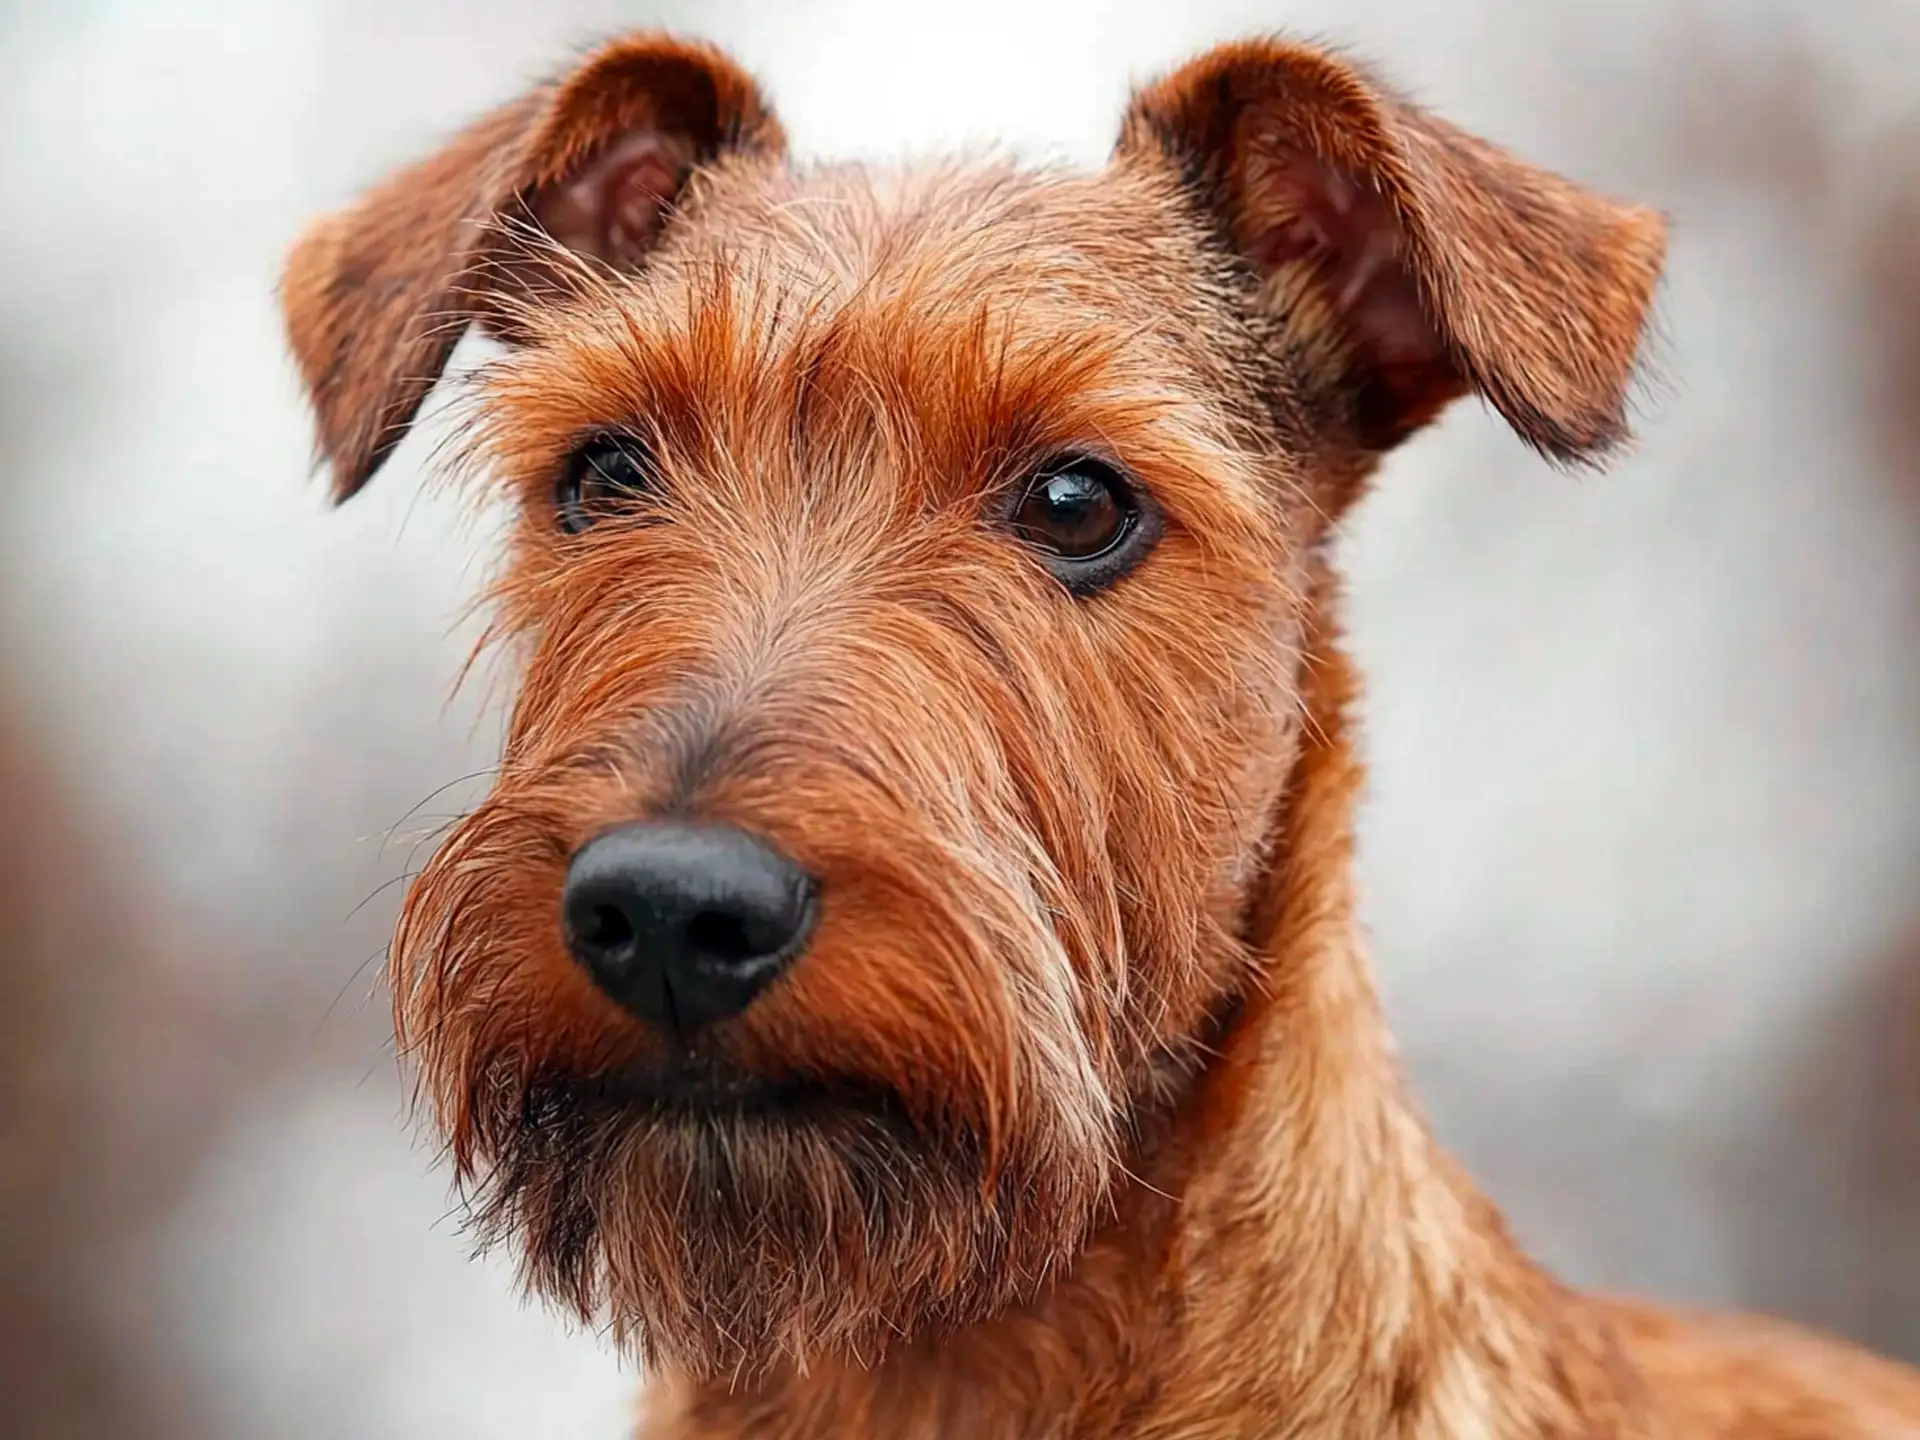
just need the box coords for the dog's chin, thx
[459,1056,1105,1379]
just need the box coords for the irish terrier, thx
[280,31,1920,1438]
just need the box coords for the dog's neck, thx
[649,591,1645,1439]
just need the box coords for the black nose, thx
[561,822,818,1035]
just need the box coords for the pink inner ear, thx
[1248,151,1444,368]
[533,131,694,269]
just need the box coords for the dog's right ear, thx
[280,35,782,501]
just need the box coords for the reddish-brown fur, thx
[280,31,1920,1438]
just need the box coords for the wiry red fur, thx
[281,30,1920,1438]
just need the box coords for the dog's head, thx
[283,34,1663,1377]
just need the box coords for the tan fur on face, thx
[282,29,1920,1439]
[386,158,1309,1375]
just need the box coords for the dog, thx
[279,30,1920,1438]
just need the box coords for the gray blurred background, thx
[2,1,1916,1435]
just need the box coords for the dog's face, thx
[283,36,1662,1377]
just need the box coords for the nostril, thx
[578,902,635,954]
[683,913,756,971]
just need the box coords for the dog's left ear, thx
[281,34,782,500]
[1118,39,1666,460]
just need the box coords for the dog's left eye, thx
[554,433,658,534]
[1008,456,1151,592]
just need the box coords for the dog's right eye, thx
[554,434,658,534]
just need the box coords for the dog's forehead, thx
[481,154,1290,525]
[666,156,1207,314]
[493,155,1281,473]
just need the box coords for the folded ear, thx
[1118,38,1666,460]
[280,34,782,500]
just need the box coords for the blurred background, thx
[3,0,1917,1435]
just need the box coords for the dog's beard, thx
[452,1060,1112,1378]
[398,777,1148,1376]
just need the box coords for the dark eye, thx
[554,433,658,534]
[1008,456,1151,592]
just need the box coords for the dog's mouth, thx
[555,1048,922,1131]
